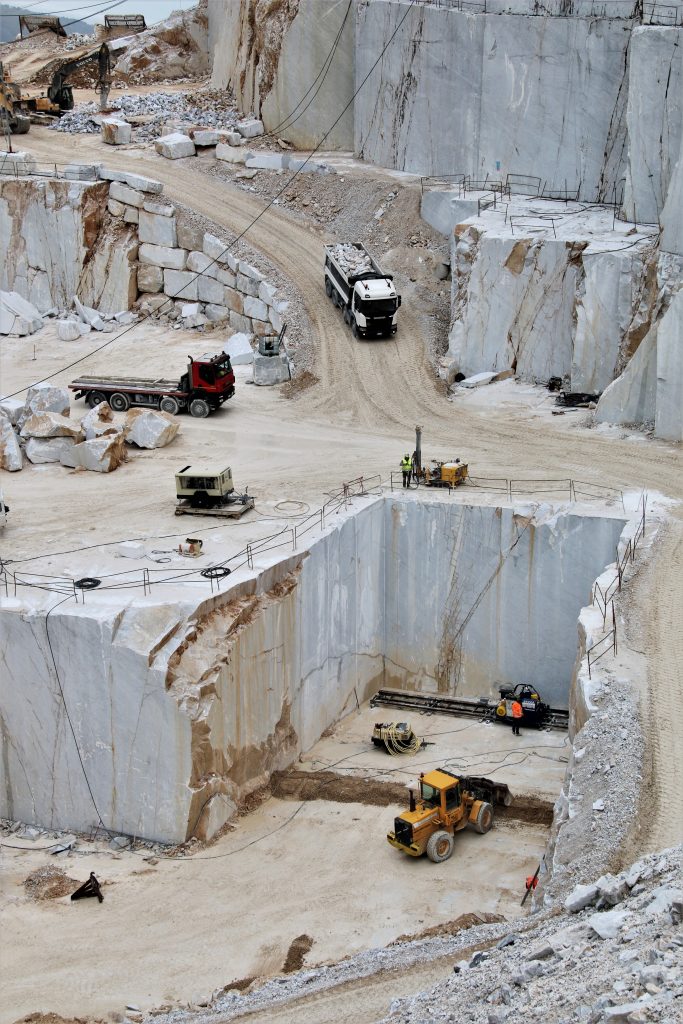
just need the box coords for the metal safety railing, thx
[586,492,647,675]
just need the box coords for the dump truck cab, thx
[388,768,511,863]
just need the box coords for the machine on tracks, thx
[370,687,569,731]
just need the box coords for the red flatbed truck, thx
[69,352,235,418]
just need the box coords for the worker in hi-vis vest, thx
[511,699,523,736]
[401,454,412,488]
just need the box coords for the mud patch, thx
[392,911,505,945]
[271,771,554,825]
[283,934,313,974]
[13,1015,102,1024]
[23,866,78,902]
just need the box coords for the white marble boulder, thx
[223,332,254,365]
[0,413,22,471]
[253,353,291,385]
[123,409,179,448]
[101,118,132,145]
[80,401,120,440]
[25,437,77,465]
[57,320,83,341]
[237,119,264,139]
[0,291,43,336]
[60,433,126,472]
[18,384,71,429]
[20,412,84,441]
[155,133,196,159]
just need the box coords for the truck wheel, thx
[343,307,351,325]
[109,392,130,412]
[351,321,359,338]
[426,831,454,863]
[325,278,332,298]
[472,802,493,835]
[87,391,106,408]
[189,398,210,418]
[160,396,179,415]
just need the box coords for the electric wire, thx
[44,593,107,829]
[259,0,353,140]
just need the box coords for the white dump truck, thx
[324,242,401,339]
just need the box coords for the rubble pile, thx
[112,5,209,84]
[328,243,374,276]
[50,90,238,140]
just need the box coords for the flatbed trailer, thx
[70,353,235,417]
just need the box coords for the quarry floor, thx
[2,127,683,1023]
[2,795,548,1024]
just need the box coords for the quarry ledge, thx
[0,491,655,847]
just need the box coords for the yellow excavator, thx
[1,43,111,132]
[0,63,30,134]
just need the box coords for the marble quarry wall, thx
[208,0,355,150]
[622,26,683,225]
[447,218,658,393]
[209,2,683,219]
[0,497,625,843]
[0,168,283,334]
[0,178,137,314]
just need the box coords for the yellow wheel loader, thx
[388,768,512,863]
[0,64,30,135]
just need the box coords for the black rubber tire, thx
[87,391,106,408]
[351,321,359,338]
[426,830,454,863]
[12,115,30,135]
[343,307,351,325]
[325,278,332,298]
[189,398,210,418]
[109,392,130,412]
[159,396,180,415]
[472,802,493,835]
[191,491,211,509]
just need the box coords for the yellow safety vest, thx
[401,458,411,471]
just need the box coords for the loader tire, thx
[472,802,493,835]
[12,115,30,135]
[426,830,454,863]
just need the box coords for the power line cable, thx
[44,593,107,829]
[261,0,353,140]
[0,0,420,402]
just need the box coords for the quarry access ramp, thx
[22,128,683,858]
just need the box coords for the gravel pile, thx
[49,90,238,139]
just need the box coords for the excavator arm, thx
[48,43,111,111]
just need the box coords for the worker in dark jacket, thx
[511,699,523,736]
[401,454,412,488]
